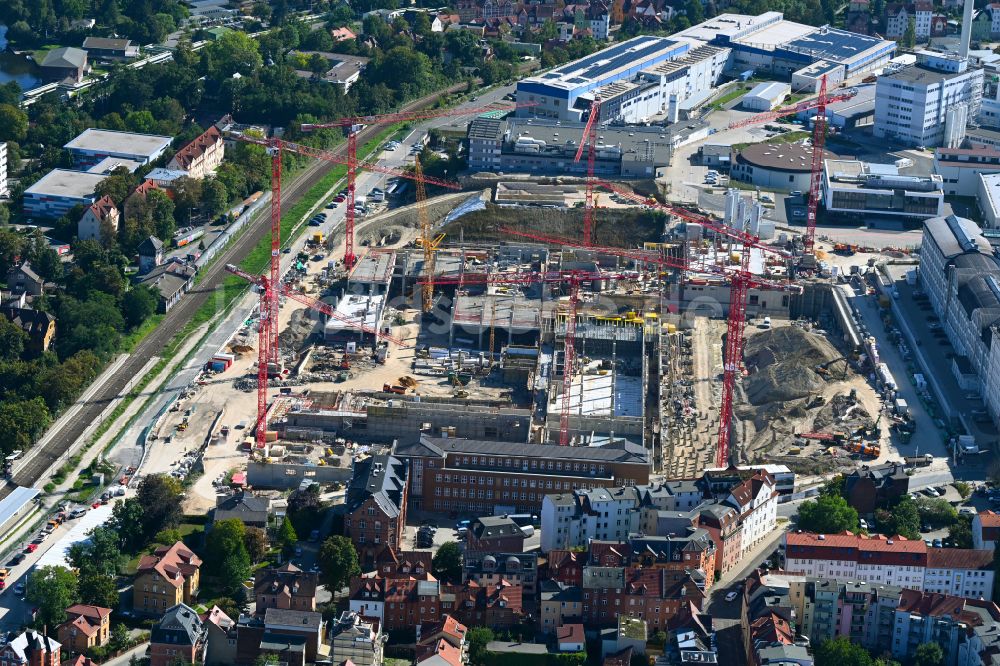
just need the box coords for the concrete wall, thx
[246,461,353,489]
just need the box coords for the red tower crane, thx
[574,98,601,245]
[300,102,536,267]
[499,185,799,468]
[727,76,857,255]
[225,263,409,449]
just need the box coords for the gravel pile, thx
[743,326,843,405]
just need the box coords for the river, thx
[0,25,43,90]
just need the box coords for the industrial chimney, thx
[960,0,975,58]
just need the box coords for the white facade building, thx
[935,146,1000,196]
[874,51,984,148]
[823,159,944,220]
[977,172,1000,229]
[743,82,791,111]
[726,471,778,557]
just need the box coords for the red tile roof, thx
[897,589,1000,624]
[86,195,117,221]
[926,548,993,570]
[170,126,222,171]
[136,541,202,588]
[416,639,463,666]
[557,623,585,645]
[978,510,1000,527]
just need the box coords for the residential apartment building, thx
[934,147,1000,196]
[134,541,202,616]
[874,51,984,148]
[0,142,8,198]
[343,455,408,566]
[253,563,318,615]
[329,611,383,666]
[920,215,1000,426]
[465,516,528,554]
[783,531,995,594]
[149,604,206,666]
[56,605,111,653]
[464,552,538,597]
[793,578,902,651]
[393,435,650,516]
[77,195,119,242]
[972,510,1000,549]
[727,471,778,555]
[844,462,910,514]
[202,606,236,666]
[1,631,60,666]
[581,566,705,631]
[892,590,1000,664]
[167,126,225,179]
[540,581,583,632]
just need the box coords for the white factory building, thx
[934,146,1000,197]
[822,159,944,221]
[515,12,895,125]
[874,50,985,148]
[743,82,791,111]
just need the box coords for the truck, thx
[847,441,880,457]
[958,434,979,454]
[893,398,910,417]
[877,363,898,392]
[383,383,406,395]
[913,373,927,390]
[904,453,933,466]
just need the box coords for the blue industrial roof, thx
[779,27,888,64]
[537,35,680,85]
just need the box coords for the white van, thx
[762,316,772,328]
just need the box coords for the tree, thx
[954,481,972,500]
[206,31,264,78]
[277,516,298,551]
[27,566,79,628]
[317,535,360,593]
[949,514,974,549]
[903,17,916,48]
[0,104,28,142]
[916,497,958,528]
[0,315,28,361]
[0,229,26,275]
[797,494,859,534]
[122,285,158,329]
[814,637,873,666]
[137,474,183,537]
[244,526,268,562]
[467,627,495,664]
[110,624,131,652]
[202,178,229,218]
[684,0,704,23]
[432,541,463,582]
[79,571,120,608]
[109,498,146,552]
[288,485,322,514]
[913,643,944,666]
[206,519,252,595]
[207,596,243,620]
[69,526,123,576]
[875,496,920,540]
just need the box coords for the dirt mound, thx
[743,326,842,405]
[280,308,319,351]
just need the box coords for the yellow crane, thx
[416,157,436,313]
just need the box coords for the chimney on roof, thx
[960,0,974,58]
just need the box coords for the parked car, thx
[725,591,739,602]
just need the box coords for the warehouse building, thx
[791,60,846,94]
[673,12,895,78]
[822,159,944,221]
[23,169,107,220]
[796,84,876,129]
[730,142,833,191]
[742,82,791,111]
[515,36,690,122]
[64,128,173,169]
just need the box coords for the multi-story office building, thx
[875,50,984,147]
[920,215,1000,426]
[823,159,944,221]
[393,435,651,515]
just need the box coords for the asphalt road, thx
[0,82,473,499]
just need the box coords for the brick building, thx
[844,463,909,514]
[393,435,650,515]
[344,455,408,566]
[1,631,60,666]
[149,604,206,666]
[56,605,111,653]
[581,567,705,631]
[254,563,319,615]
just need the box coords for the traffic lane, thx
[847,289,948,461]
[0,518,80,630]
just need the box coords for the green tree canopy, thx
[206,519,252,594]
[278,516,298,551]
[875,496,920,540]
[916,497,958,529]
[913,643,944,666]
[136,474,183,538]
[318,535,360,593]
[797,494,859,534]
[815,637,873,666]
[432,541,463,583]
[27,565,79,628]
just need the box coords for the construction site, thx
[131,76,922,513]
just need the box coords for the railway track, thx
[1,83,470,498]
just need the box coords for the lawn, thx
[709,85,749,110]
